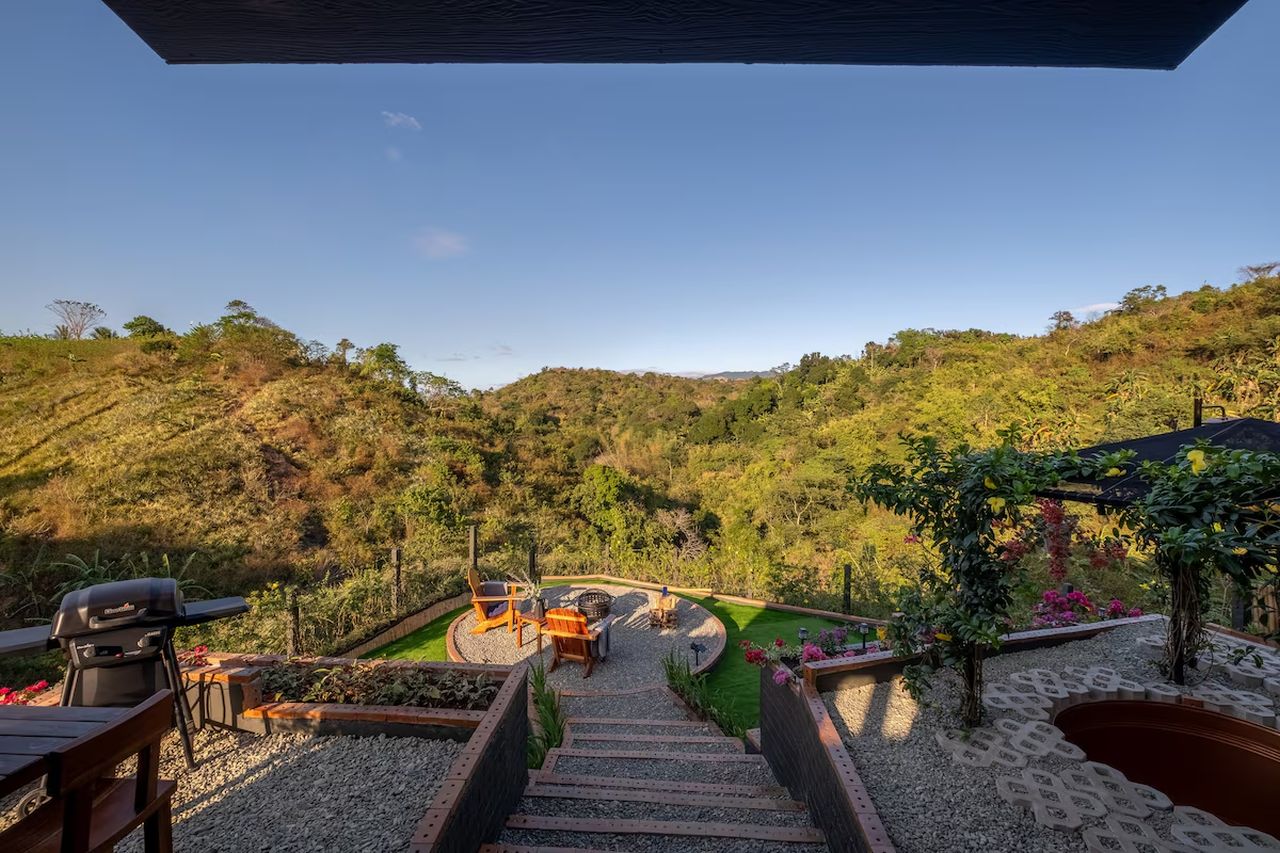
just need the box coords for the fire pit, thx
[574,588,613,623]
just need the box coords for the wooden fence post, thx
[469,524,479,574]
[286,587,301,657]
[390,546,402,614]
[842,564,852,615]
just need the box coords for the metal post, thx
[391,546,402,614]
[842,564,852,615]
[529,543,538,585]
[286,587,301,657]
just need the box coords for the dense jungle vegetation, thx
[2,274,1279,660]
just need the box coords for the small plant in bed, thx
[663,650,747,738]
[259,661,498,710]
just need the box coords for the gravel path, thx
[454,584,725,693]
[108,728,460,853]
[822,622,1263,853]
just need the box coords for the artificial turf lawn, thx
[360,605,469,661]
[686,594,848,728]
[364,579,850,728]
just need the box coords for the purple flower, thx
[773,670,790,686]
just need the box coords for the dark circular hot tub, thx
[1055,700,1280,837]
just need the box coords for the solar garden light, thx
[797,626,808,643]
[857,623,871,651]
[690,641,706,666]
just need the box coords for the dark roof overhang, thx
[101,0,1248,69]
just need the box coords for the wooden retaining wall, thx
[340,592,470,658]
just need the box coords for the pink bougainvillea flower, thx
[772,669,790,686]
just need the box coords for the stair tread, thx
[566,733,742,746]
[505,815,825,844]
[547,747,764,763]
[478,840,622,845]
[564,717,709,727]
[525,782,805,811]
[531,771,788,798]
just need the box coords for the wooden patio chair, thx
[0,690,176,853]
[467,565,520,635]
[545,607,615,678]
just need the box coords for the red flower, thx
[774,638,785,648]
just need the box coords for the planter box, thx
[182,652,528,852]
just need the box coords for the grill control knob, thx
[137,635,163,649]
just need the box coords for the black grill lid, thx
[51,577,185,639]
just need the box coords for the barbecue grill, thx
[0,577,248,770]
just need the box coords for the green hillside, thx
[2,277,1278,638]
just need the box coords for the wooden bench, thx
[0,690,176,853]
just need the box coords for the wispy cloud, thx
[439,353,471,362]
[1070,301,1120,317]
[413,227,469,259]
[385,146,403,162]
[490,344,515,357]
[381,111,421,131]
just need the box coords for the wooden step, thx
[505,815,826,844]
[525,782,805,811]
[564,732,743,751]
[564,716,710,728]
[546,747,765,763]
[481,840,619,845]
[531,771,788,798]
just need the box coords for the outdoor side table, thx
[515,609,547,654]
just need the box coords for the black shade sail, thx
[1043,418,1280,508]
[100,0,1248,69]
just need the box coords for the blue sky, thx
[2,2,1277,388]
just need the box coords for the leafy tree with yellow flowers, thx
[854,428,1125,726]
[1117,444,1280,684]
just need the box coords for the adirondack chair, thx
[467,565,520,635]
[544,608,616,678]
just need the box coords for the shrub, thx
[526,662,566,769]
[258,660,497,710]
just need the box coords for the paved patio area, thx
[451,584,725,693]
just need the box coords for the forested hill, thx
[2,276,1278,619]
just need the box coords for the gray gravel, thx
[111,727,460,853]
[454,584,724,693]
[822,622,1256,853]
[561,686,694,720]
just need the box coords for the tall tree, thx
[46,300,105,340]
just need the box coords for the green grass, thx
[360,605,469,661]
[686,594,848,727]
[362,580,851,727]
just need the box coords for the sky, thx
[1,3,1278,389]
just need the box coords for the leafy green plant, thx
[1116,444,1280,683]
[854,428,1124,726]
[663,649,747,738]
[258,661,497,710]
[526,662,566,769]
